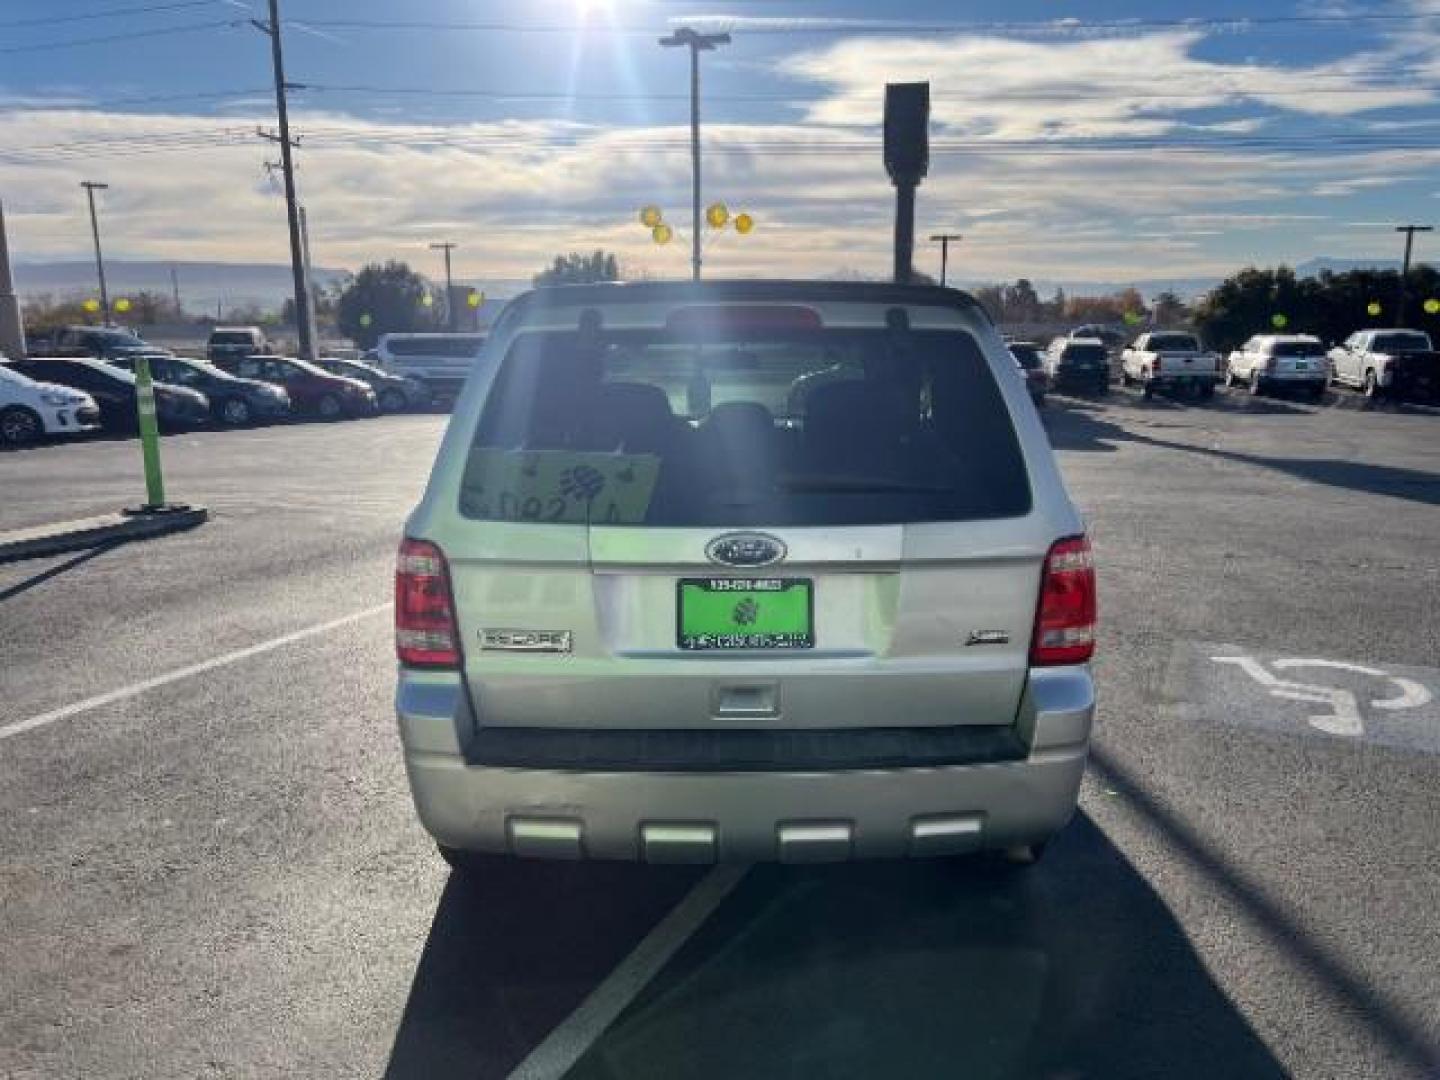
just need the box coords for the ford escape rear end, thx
[395,280,1096,865]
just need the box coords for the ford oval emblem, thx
[705,532,786,568]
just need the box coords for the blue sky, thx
[4,0,1440,290]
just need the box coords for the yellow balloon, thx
[1271,313,1289,329]
[1367,301,1382,316]
[421,293,434,307]
[734,212,754,235]
[652,223,674,245]
[82,298,101,313]
[114,297,132,313]
[467,290,484,309]
[1425,298,1440,315]
[359,313,373,327]
[706,202,729,229]
[639,205,663,228]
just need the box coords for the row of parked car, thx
[0,324,487,447]
[1007,326,1440,407]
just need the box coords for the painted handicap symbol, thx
[1211,656,1433,737]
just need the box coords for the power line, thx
[296,79,1440,105]
[0,18,238,54]
[289,11,1438,36]
[0,1,218,29]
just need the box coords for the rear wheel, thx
[1141,382,1154,400]
[317,393,342,419]
[1224,367,1236,388]
[1249,372,1263,396]
[0,405,42,446]
[1198,382,1215,400]
[380,388,407,412]
[1363,370,1381,400]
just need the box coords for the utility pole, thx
[929,233,962,286]
[1395,224,1433,327]
[0,200,27,359]
[80,181,111,323]
[170,266,182,319]
[660,28,729,282]
[298,204,319,349]
[430,242,457,330]
[252,0,313,361]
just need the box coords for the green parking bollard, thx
[134,355,167,508]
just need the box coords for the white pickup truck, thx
[1328,328,1440,403]
[1120,331,1220,400]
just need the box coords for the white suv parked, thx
[0,362,101,446]
[395,281,1096,868]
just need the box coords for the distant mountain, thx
[1293,257,1403,276]
[12,260,350,315]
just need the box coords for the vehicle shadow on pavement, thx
[556,813,1285,1080]
[1090,748,1440,1077]
[1046,403,1440,505]
[384,860,707,1080]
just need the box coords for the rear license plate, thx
[677,578,814,650]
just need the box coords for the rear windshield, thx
[1372,332,1431,353]
[210,331,257,345]
[1147,334,1199,351]
[1270,340,1323,357]
[461,324,1031,527]
[1061,344,1108,363]
[386,335,484,356]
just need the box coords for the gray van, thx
[395,281,1096,866]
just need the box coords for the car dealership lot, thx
[1,399,1438,1079]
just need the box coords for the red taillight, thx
[396,538,460,668]
[1031,536,1097,666]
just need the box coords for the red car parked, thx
[212,355,377,419]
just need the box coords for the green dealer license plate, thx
[677,578,814,651]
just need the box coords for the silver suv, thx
[395,281,1096,866]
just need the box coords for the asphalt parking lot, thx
[2,386,1438,1079]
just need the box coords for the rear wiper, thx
[777,474,952,494]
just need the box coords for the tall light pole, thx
[430,241,457,330]
[659,27,729,282]
[1395,224,1432,327]
[929,233,962,286]
[80,181,110,323]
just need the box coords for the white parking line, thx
[0,604,391,742]
[507,863,749,1080]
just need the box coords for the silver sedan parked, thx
[395,280,1096,867]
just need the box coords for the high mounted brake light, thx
[1031,536,1097,666]
[396,538,460,669]
[665,304,823,334]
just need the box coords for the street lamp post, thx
[659,28,730,282]
[80,181,111,323]
[430,242,458,330]
[929,233,962,286]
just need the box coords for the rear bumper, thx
[395,666,1094,862]
[1257,371,1326,387]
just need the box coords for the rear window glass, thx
[1147,334,1199,351]
[461,323,1031,527]
[1270,340,1323,357]
[1371,332,1430,353]
[385,335,484,356]
[1061,344,1108,363]
[210,331,257,345]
